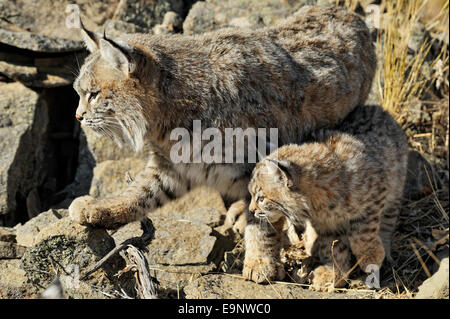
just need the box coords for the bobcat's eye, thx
[88,91,100,103]
[257,195,265,203]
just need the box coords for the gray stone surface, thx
[416,257,449,299]
[0,241,26,259]
[89,158,147,199]
[0,29,83,53]
[0,82,49,225]
[0,259,28,298]
[0,227,15,242]
[0,55,77,88]
[15,209,68,247]
[111,213,221,291]
[0,0,187,45]
[183,0,316,35]
[183,274,376,299]
[148,217,216,265]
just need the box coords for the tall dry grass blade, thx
[409,239,432,278]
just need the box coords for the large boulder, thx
[415,257,449,299]
[183,0,317,35]
[0,82,49,225]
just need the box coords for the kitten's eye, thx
[88,91,100,103]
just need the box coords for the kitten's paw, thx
[69,195,97,226]
[223,200,247,235]
[310,265,347,291]
[243,257,285,284]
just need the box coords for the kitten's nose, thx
[75,112,86,122]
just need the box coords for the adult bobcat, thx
[69,6,376,238]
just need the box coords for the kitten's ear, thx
[99,38,135,75]
[79,19,99,52]
[266,158,294,188]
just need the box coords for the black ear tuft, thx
[79,19,99,52]
[265,158,295,187]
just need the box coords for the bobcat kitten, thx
[245,105,408,288]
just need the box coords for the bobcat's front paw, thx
[243,257,285,284]
[69,195,97,226]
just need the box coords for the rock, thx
[0,82,49,225]
[151,186,227,219]
[107,186,231,292]
[153,11,183,35]
[112,215,219,292]
[148,217,216,265]
[0,242,26,259]
[183,274,376,299]
[0,29,83,53]
[61,132,96,200]
[0,0,188,50]
[20,216,131,298]
[167,207,223,228]
[89,158,147,199]
[113,0,186,32]
[416,257,449,299]
[0,227,15,242]
[62,127,142,204]
[64,128,138,201]
[0,0,112,45]
[0,259,28,298]
[83,129,137,163]
[15,209,68,247]
[183,0,315,35]
[0,54,78,88]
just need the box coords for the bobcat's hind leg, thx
[348,207,385,272]
[379,203,401,264]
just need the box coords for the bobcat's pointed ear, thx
[266,158,295,188]
[99,38,135,75]
[79,20,98,52]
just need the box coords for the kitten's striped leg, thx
[379,203,401,263]
[348,208,385,272]
[69,150,187,229]
[243,214,285,284]
[310,234,352,290]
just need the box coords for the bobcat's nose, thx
[75,112,86,122]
